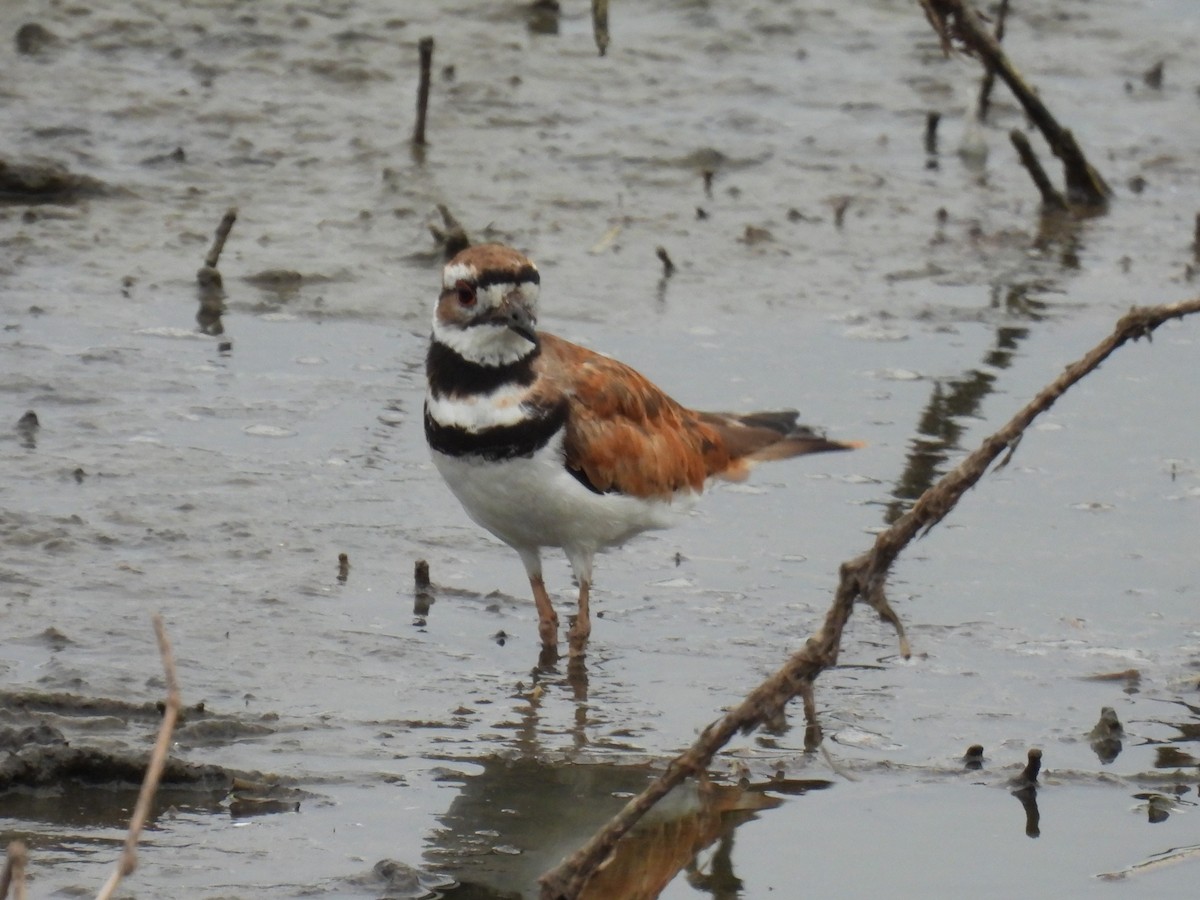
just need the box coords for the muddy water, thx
[2,0,1199,897]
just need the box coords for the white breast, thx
[430,431,692,555]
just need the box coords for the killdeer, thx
[424,244,860,656]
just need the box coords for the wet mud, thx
[3,0,1200,897]
[0,689,303,816]
[0,158,112,203]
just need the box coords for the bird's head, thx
[432,243,541,366]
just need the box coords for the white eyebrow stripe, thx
[443,261,476,289]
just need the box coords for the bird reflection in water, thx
[576,778,782,900]
[427,756,821,900]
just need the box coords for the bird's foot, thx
[537,613,559,648]
[567,634,587,660]
[567,615,591,643]
[567,618,590,659]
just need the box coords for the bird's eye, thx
[455,281,477,307]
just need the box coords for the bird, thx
[423,243,861,657]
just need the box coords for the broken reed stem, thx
[538,295,1200,900]
[95,614,182,900]
[1009,129,1068,211]
[924,111,941,155]
[414,559,432,591]
[920,0,1110,207]
[655,246,676,278]
[202,207,238,272]
[976,0,1009,121]
[430,204,471,261]
[591,0,610,56]
[413,36,434,146]
[1,841,28,900]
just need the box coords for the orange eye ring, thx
[455,280,477,307]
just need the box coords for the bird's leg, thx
[564,547,594,656]
[529,574,559,650]
[568,579,591,654]
[518,548,558,652]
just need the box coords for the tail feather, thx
[729,409,804,434]
[699,408,862,473]
[745,432,864,462]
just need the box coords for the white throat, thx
[432,316,536,367]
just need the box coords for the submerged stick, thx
[1098,842,1200,882]
[924,111,941,156]
[591,0,610,56]
[1009,130,1068,211]
[920,0,1110,207]
[655,246,676,278]
[95,614,182,900]
[538,295,1200,900]
[202,207,238,273]
[414,559,435,616]
[197,207,236,333]
[413,36,434,146]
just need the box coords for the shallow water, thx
[2,0,1199,897]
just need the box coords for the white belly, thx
[431,432,692,554]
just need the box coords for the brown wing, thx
[534,334,862,499]
[534,334,731,499]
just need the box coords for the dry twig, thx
[95,614,183,900]
[920,0,1110,207]
[539,296,1200,899]
[1,841,28,900]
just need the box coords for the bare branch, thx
[922,0,1110,207]
[95,614,182,900]
[539,296,1200,899]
